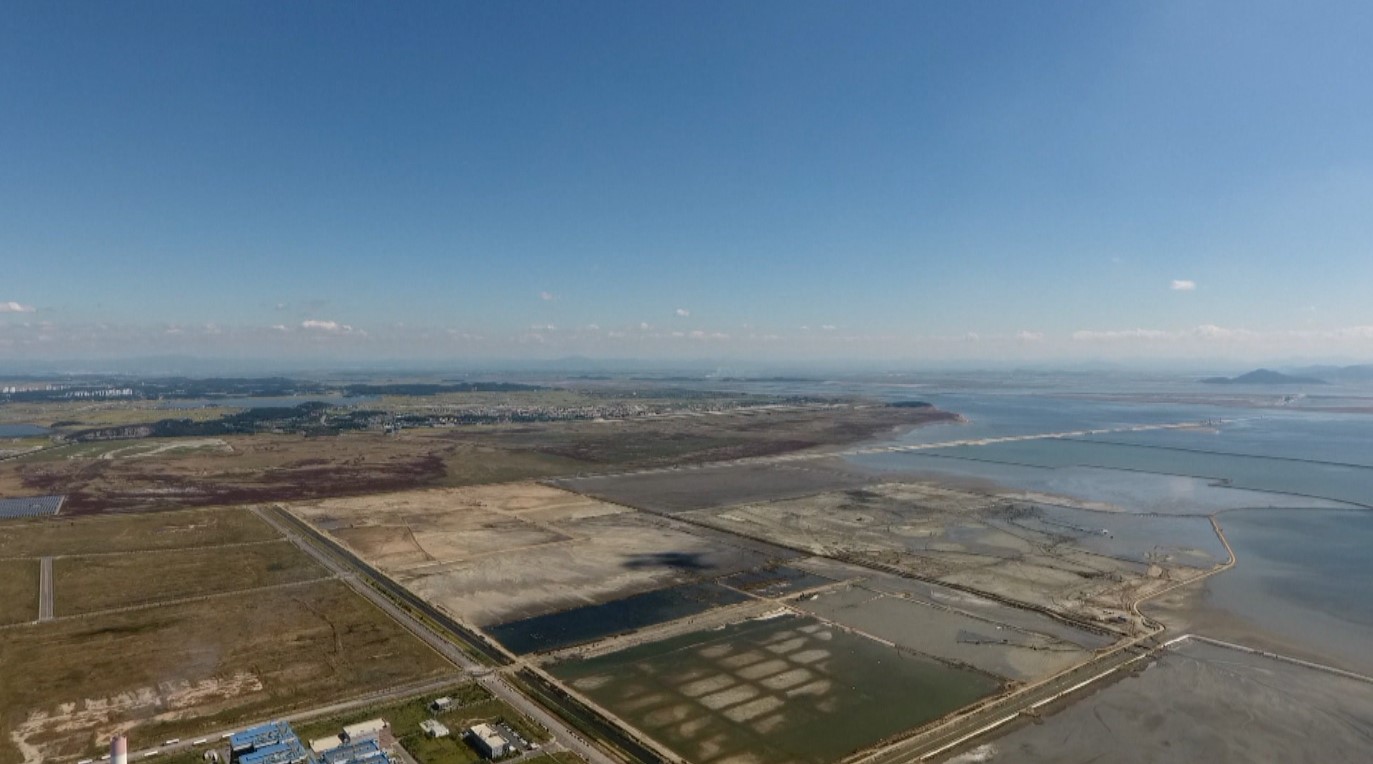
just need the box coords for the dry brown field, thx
[0,403,949,514]
[52,541,327,616]
[0,579,454,764]
[0,506,278,558]
[0,560,38,625]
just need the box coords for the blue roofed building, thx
[229,722,308,764]
[318,738,388,764]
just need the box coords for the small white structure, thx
[429,697,453,712]
[465,724,510,759]
[309,737,343,754]
[419,720,450,739]
[341,719,387,742]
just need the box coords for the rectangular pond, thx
[551,613,1000,764]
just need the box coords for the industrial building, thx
[340,719,387,743]
[228,722,308,764]
[418,720,450,739]
[317,738,387,764]
[465,724,511,759]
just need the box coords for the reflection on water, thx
[0,424,49,437]
[1202,508,1373,673]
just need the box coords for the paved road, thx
[252,506,619,764]
[38,556,53,621]
[121,675,468,760]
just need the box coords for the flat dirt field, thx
[0,506,278,557]
[0,560,38,625]
[941,639,1373,763]
[288,483,787,626]
[52,541,327,616]
[0,580,453,764]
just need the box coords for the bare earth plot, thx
[288,483,786,626]
[939,639,1373,763]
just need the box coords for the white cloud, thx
[675,308,690,317]
[540,291,556,301]
[301,319,360,334]
[639,322,651,331]
[1072,328,1169,341]
[1015,330,1045,342]
[270,324,288,332]
[821,324,837,331]
[1170,279,1197,291]
[529,323,557,331]
[0,301,35,313]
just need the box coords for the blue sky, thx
[3,1,1372,363]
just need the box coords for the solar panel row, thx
[0,495,65,518]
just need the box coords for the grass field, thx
[0,560,38,625]
[293,684,550,764]
[52,540,327,616]
[0,506,279,558]
[0,580,455,764]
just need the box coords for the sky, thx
[3,1,1373,366]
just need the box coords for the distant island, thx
[1201,368,1328,385]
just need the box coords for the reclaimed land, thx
[0,580,454,764]
[0,560,38,625]
[0,403,953,514]
[0,506,279,558]
[550,612,999,764]
[292,684,549,764]
[52,540,327,616]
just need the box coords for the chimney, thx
[111,736,128,764]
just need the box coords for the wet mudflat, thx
[793,583,1093,682]
[1147,507,1373,676]
[718,564,835,596]
[941,639,1373,763]
[552,613,999,764]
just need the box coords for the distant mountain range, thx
[1201,368,1329,385]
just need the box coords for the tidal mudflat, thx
[940,638,1373,763]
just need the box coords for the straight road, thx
[252,506,620,764]
[38,556,53,621]
[121,675,467,760]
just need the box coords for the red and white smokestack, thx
[111,736,128,764]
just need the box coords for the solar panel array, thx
[0,495,64,518]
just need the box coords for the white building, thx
[419,720,449,739]
[341,719,387,742]
[465,724,510,759]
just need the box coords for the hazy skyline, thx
[4,2,1373,363]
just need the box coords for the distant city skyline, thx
[3,2,1373,363]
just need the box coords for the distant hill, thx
[1201,368,1329,385]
